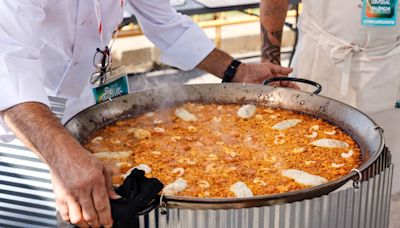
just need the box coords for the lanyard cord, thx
[94,0,120,51]
[93,0,104,48]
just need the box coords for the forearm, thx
[1,102,84,167]
[260,0,289,64]
[197,48,233,78]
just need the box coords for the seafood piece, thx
[331,163,345,168]
[133,129,151,140]
[293,147,305,153]
[91,136,103,144]
[272,119,302,130]
[154,127,165,133]
[136,164,152,174]
[199,181,210,188]
[115,162,132,169]
[122,164,152,179]
[253,178,267,186]
[212,117,222,123]
[324,130,336,135]
[237,104,257,119]
[282,169,328,186]
[305,131,318,139]
[341,150,354,159]
[305,160,316,166]
[175,108,198,122]
[171,136,182,142]
[205,164,216,172]
[93,151,133,161]
[153,119,164,124]
[230,181,254,197]
[163,178,188,196]
[151,151,161,155]
[310,139,349,148]
[172,168,185,177]
[179,158,196,165]
[145,112,155,117]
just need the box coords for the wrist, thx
[222,59,242,83]
[231,63,248,83]
[46,134,85,165]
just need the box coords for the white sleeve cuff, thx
[0,73,50,111]
[160,24,215,71]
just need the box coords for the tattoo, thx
[271,30,283,41]
[261,25,282,65]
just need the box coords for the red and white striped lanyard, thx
[93,0,105,48]
[93,0,124,50]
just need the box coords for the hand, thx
[51,146,120,228]
[232,62,300,89]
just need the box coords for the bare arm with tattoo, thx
[260,0,289,65]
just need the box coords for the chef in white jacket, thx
[0,0,296,227]
[261,0,400,192]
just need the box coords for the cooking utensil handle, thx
[263,77,322,95]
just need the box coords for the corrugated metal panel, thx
[0,142,57,228]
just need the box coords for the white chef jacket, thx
[0,0,215,123]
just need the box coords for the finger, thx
[280,66,293,75]
[79,193,101,228]
[68,199,89,227]
[92,183,113,227]
[268,81,281,87]
[56,198,70,222]
[267,63,293,75]
[280,81,301,90]
[104,166,121,200]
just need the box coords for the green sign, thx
[92,76,129,104]
[362,0,398,26]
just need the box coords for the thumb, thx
[279,66,293,75]
[104,167,121,200]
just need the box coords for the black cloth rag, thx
[110,168,163,228]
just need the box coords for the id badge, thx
[362,0,398,26]
[92,66,130,104]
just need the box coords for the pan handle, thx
[263,77,322,95]
[136,198,159,216]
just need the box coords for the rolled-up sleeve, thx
[126,0,215,71]
[0,0,50,111]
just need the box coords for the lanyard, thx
[93,0,104,48]
[93,0,123,50]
